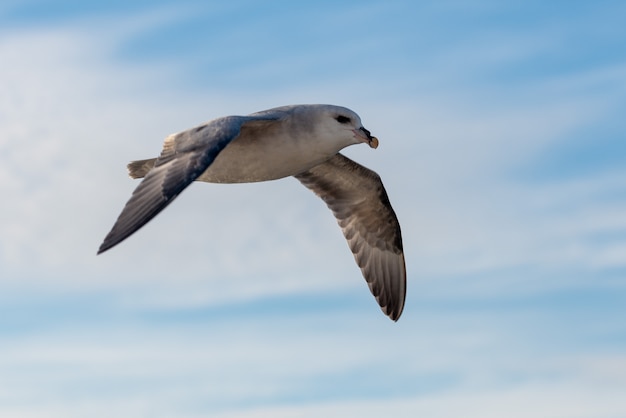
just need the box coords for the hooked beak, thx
[354,126,379,149]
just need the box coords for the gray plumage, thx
[295,154,405,320]
[98,104,406,320]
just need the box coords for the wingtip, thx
[96,242,109,255]
[97,234,118,255]
[386,307,404,322]
[383,294,405,321]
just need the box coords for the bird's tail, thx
[127,158,157,179]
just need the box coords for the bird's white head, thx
[306,105,379,150]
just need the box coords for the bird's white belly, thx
[196,133,338,184]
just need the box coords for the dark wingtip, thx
[383,293,405,321]
[97,227,125,255]
[387,307,403,322]
[96,245,106,255]
[96,239,113,255]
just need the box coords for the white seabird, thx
[98,104,406,320]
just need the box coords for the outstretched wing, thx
[98,115,276,254]
[295,153,406,321]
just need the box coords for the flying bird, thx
[98,104,406,320]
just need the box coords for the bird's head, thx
[306,105,379,150]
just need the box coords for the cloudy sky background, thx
[1,1,626,416]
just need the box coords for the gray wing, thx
[295,153,406,321]
[98,115,277,254]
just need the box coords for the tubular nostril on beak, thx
[359,126,373,140]
[357,127,378,149]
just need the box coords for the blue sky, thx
[1,0,626,416]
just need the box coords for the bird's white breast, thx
[196,126,346,184]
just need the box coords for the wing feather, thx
[97,115,277,254]
[295,153,406,321]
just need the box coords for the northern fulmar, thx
[98,104,406,320]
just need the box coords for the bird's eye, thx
[335,115,351,124]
